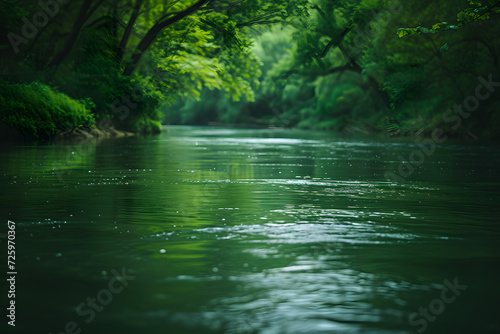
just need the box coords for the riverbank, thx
[0,80,162,144]
[54,125,137,142]
[0,120,137,144]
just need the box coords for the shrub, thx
[0,80,96,139]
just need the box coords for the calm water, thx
[1,126,499,334]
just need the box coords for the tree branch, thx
[118,0,143,60]
[123,0,210,76]
[316,24,352,58]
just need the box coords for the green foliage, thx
[2,0,296,136]
[1,0,499,140]
[397,0,500,38]
[369,0,500,137]
[158,14,263,125]
[0,80,95,139]
[396,24,459,38]
[457,0,500,23]
[49,17,164,134]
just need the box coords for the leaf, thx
[439,43,449,53]
[431,22,448,30]
[396,28,417,38]
[416,26,434,34]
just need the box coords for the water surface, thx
[1,126,499,334]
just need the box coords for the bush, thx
[0,80,96,139]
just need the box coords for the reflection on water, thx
[1,126,499,334]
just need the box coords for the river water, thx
[1,126,499,334]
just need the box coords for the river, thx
[1,126,499,334]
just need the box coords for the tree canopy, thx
[1,0,499,139]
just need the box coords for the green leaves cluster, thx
[150,14,260,104]
[457,0,500,23]
[396,24,459,38]
[397,0,500,38]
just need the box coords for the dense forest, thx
[1,0,499,141]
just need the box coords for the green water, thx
[1,126,499,334]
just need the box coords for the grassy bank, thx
[0,80,161,142]
[0,80,96,141]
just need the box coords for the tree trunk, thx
[117,0,142,61]
[48,0,103,68]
